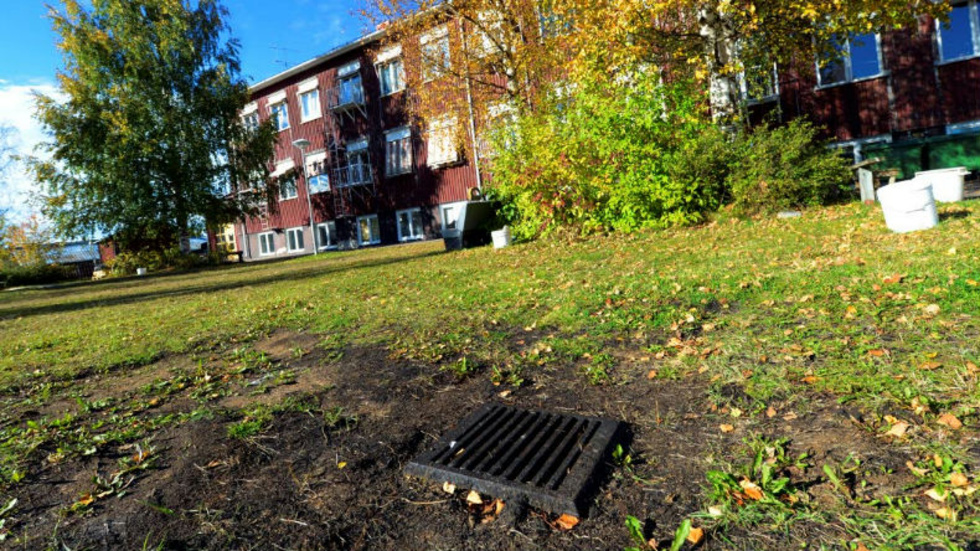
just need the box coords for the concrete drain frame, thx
[406,403,622,517]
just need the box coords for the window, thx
[243,111,259,132]
[286,228,305,253]
[357,214,381,246]
[332,61,364,108]
[937,2,980,63]
[481,102,518,157]
[421,26,451,81]
[385,127,413,177]
[817,33,883,87]
[376,45,405,96]
[279,178,298,200]
[397,208,425,241]
[948,119,980,135]
[427,117,459,167]
[316,221,337,250]
[378,59,405,96]
[305,151,330,194]
[299,89,321,122]
[258,232,276,256]
[738,62,779,103]
[270,101,290,131]
[471,11,507,57]
[441,201,466,231]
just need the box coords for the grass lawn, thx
[1,201,979,549]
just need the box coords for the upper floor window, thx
[376,45,406,96]
[331,61,364,109]
[385,127,413,177]
[817,33,883,87]
[243,111,259,132]
[421,26,451,81]
[427,117,459,167]
[270,101,290,131]
[738,60,779,103]
[937,2,980,63]
[298,79,321,122]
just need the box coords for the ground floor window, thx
[286,227,305,253]
[357,214,381,246]
[258,232,276,256]
[316,221,337,250]
[396,208,425,241]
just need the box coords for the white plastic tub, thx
[877,179,938,233]
[491,227,512,249]
[915,167,969,203]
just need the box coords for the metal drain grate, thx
[406,404,622,517]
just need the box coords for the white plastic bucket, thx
[914,167,968,203]
[136,267,148,276]
[877,179,938,233]
[491,227,512,249]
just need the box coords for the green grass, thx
[2,201,980,547]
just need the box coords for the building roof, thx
[249,29,386,96]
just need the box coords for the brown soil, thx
[4,335,911,550]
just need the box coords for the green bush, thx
[1,263,75,288]
[487,73,725,240]
[105,247,206,276]
[727,120,853,215]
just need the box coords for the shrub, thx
[105,246,206,276]
[486,73,725,240]
[727,120,853,215]
[1,263,75,288]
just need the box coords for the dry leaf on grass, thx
[442,481,456,495]
[907,461,929,477]
[950,472,970,487]
[686,526,705,545]
[937,413,963,430]
[466,490,482,505]
[926,487,948,502]
[647,370,658,380]
[719,424,735,433]
[554,513,580,531]
[739,479,764,501]
[868,349,886,357]
[766,407,777,418]
[920,361,943,371]
[887,421,910,438]
[935,507,956,520]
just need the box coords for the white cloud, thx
[0,80,61,222]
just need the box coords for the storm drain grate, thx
[406,404,622,517]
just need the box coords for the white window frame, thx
[285,227,306,253]
[316,221,338,251]
[936,1,980,64]
[299,86,321,123]
[396,208,425,242]
[440,201,467,232]
[816,33,885,88]
[385,127,413,177]
[427,116,459,167]
[269,101,290,131]
[738,62,779,104]
[421,25,451,82]
[377,58,406,96]
[305,151,330,194]
[258,232,276,256]
[357,214,381,246]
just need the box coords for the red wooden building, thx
[234,5,980,260]
[233,28,479,261]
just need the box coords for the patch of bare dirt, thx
[4,343,912,550]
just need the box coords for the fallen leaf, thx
[647,370,658,380]
[952,486,978,497]
[337,461,347,469]
[730,408,743,418]
[76,494,95,507]
[855,544,870,551]
[887,421,910,438]
[906,461,928,477]
[920,361,943,371]
[802,376,818,384]
[466,490,483,505]
[766,407,777,418]
[923,304,941,317]
[951,472,969,487]
[967,361,979,374]
[740,479,764,501]
[783,412,798,421]
[707,506,723,517]
[686,526,705,545]
[555,513,580,531]
[883,274,904,285]
[926,487,948,502]
[935,507,956,521]
[934,454,945,468]
[937,413,963,430]
[498,390,512,398]
[719,424,735,433]
[442,481,456,495]
[868,349,886,357]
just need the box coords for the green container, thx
[863,133,980,180]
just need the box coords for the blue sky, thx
[0,0,369,220]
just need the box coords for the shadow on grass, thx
[0,249,445,320]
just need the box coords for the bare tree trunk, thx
[698,4,738,124]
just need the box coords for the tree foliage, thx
[31,0,278,252]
